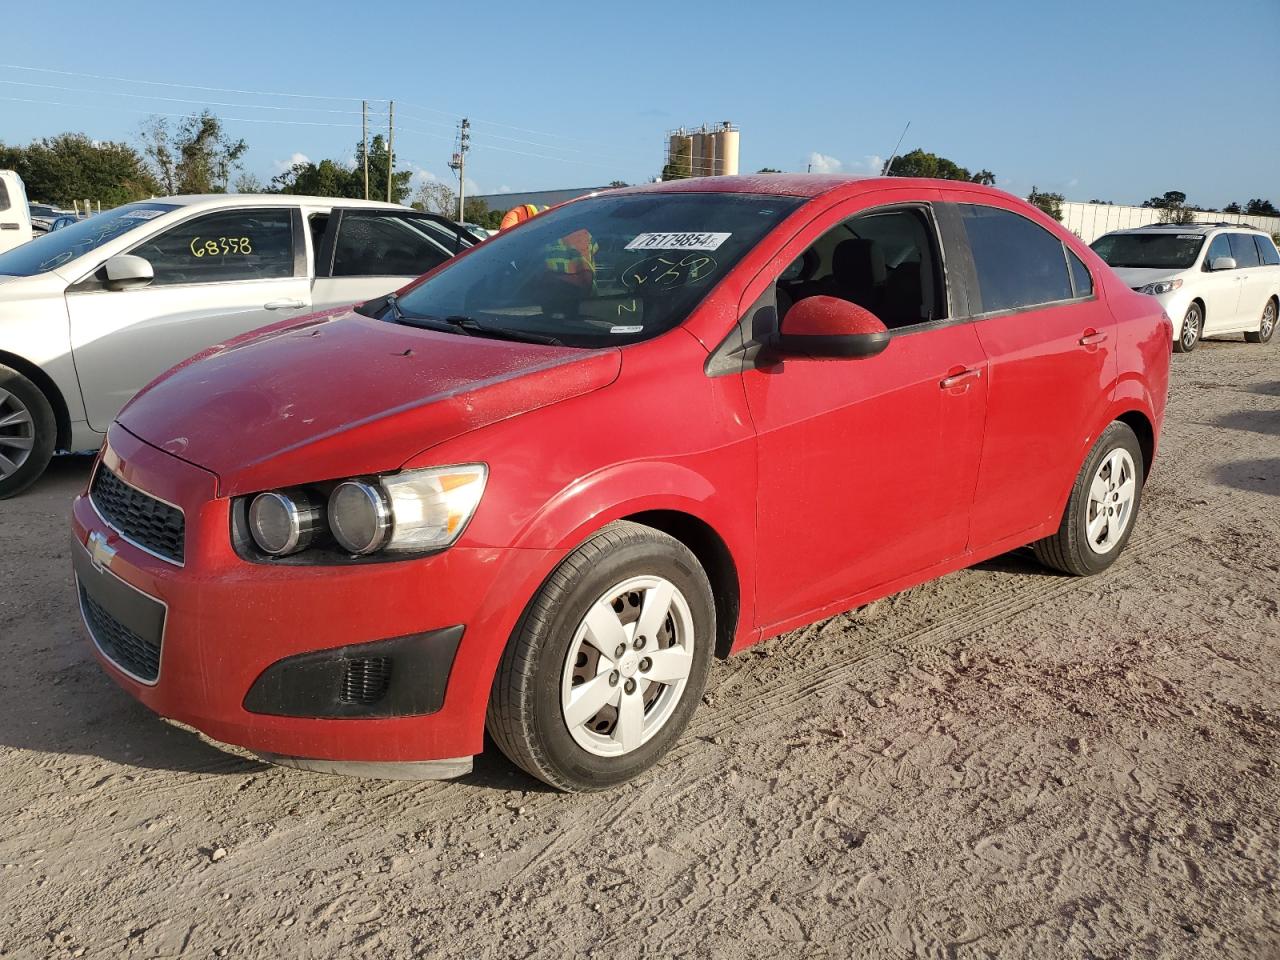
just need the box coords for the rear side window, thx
[1067,249,1093,298]
[0,179,9,212]
[330,212,463,278]
[1228,233,1261,268]
[132,208,295,286]
[1253,234,1280,266]
[959,205,1072,313]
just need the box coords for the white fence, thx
[1061,201,1280,243]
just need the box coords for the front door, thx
[1199,234,1243,334]
[1228,232,1270,329]
[944,201,1118,549]
[744,202,988,632]
[66,206,310,431]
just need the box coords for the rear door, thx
[310,208,472,311]
[940,200,1117,551]
[0,172,32,254]
[66,205,310,431]
[1228,232,1269,329]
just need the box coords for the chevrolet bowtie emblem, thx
[88,530,117,572]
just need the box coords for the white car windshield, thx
[0,202,178,277]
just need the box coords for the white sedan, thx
[0,194,473,496]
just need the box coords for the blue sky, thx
[3,0,1277,208]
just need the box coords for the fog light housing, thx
[248,490,321,556]
[329,481,393,555]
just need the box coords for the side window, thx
[1256,234,1280,266]
[330,212,461,278]
[1067,249,1093,298]
[1203,234,1231,270]
[1228,233,1261,268]
[775,206,945,330]
[131,208,295,286]
[958,205,1072,313]
[0,179,10,212]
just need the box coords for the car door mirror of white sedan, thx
[103,254,155,291]
[1209,256,1237,272]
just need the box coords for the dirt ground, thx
[1,338,1277,960]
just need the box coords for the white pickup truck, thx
[0,170,33,255]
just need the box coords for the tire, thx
[0,365,57,500]
[488,521,715,792]
[1033,421,1145,577]
[1173,302,1202,353]
[1244,297,1276,344]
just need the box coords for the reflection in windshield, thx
[394,193,802,348]
[1090,232,1204,270]
[0,202,178,277]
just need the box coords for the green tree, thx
[463,197,501,228]
[885,148,996,184]
[139,111,246,194]
[274,135,410,203]
[1141,190,1196,224]
[411,179,458,217]
[1245,198,1279,217]
[608,180,630,188]
[757,167,783,174]
[1027,186,1065,221]
[661,139,692,181]
[0,133,160,206]
[1223,201,1243,214]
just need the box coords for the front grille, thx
[90,467,185,564]
[340,657,392,704]
[79,583,162,681]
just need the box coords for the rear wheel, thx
[1173,302,1202,353]
[0,365,57,499]
[1244,297,1276,344]
[487,521,714,792]
[1033,421,1144,576]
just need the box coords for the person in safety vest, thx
[499,204,543,231]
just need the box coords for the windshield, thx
[1090,232,1204,270]
[0,202,178,277]
[392,192,802,347]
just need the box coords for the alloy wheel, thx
[1262,301,1277,341]
[560,575,695,757]
[1181,305,1201,349]
[0,387,35,480]
[1086,448,1137,555]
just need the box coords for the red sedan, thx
[71,175,1171,791]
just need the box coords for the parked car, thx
[48,213,83,232]
[0,194,473,496]
[70,176,1170,791]
[0,171,33,254]
[1091,223,1280,352]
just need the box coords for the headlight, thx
[1140,279,1182,296]
[237,463,488,563]
[248,490,321,556]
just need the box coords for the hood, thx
[118,310,621,496]
[1107,266,1187,290]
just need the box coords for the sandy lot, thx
[1,339,1277,960]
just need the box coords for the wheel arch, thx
[1115,409,1155,480]
[0,349,71,451]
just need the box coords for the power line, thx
[395,100,598,146]
[0,78,373,116]
[0,62,386,102]
[0,95,365,127]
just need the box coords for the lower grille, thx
[79,583,162,682]
[340,657,392,704]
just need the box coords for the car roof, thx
[142,194,413,212]
[1105,222,1266,236]
[605,173,1022,203]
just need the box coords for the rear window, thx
[959,204,1072,313]
[1253,234,1280,266]
[1228,233,1261,268]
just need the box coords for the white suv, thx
[0,194,473,497]
[1090,223,1280,353]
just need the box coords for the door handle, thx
[0,223,19,230]
[939,368,982,389]
[1078,330,1108,346]
[264,298,307,310]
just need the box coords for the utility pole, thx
[362,100,369,200]
[386,100,395,203]
[449,118,470,222]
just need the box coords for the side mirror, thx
[102,254,154,291]
[1209,256,1237,272]
[774,295,890,359]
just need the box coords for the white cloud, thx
[497,184,512,194]
[272,152,310,173]
[807,152,842,174]
[856,154,886,175]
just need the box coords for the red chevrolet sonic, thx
[71,176,1170,791]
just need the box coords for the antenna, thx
[881,121,911,176]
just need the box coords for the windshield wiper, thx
[441,315,563,346]
[380,295,475,336]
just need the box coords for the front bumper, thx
[71,424,559,766]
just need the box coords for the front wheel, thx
[487,521,715,792]
[1173,302,1202,353]
[0,365,57,499]
[1033,421,1145,576]
[1244,297,1276,344]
